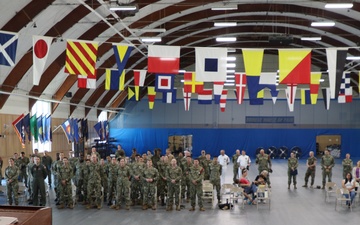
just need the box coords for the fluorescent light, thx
[226,69,235,73]
[226,80,234,83]
[109,5,137,11]
[325,3,353,9]
[311,21,335,27]
[226,63,236,68]
[141,37,161,42]
[224,83,235,86]
[211,5,238,10]
[346,56,360,60]
[227,48,236,53]
[319,79,325,82]
[226,75,235,78]
[301,37,322,41]
[227,57,236,61]
[216,37,237,42]
[214,22,237,27]
[180,80,184,83]
[178,70,186,73]
[131,29,166,33]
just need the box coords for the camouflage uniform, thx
[14,158,24,182]
[41,155,53,187]
[256,153,272,186]
[100,163,108,202]
[5,165,19,205]
[82,162,90,204]
[304,156,317,187]
[342,158,353,179]
[26,160,35,201]
[130,162,144,205]
[182,160,193,200]
[157,160,168,205]
[166,165,182,209]
[87,162,104,208]
[52,160,63,201]
[232,154,240,183]
[142,165,159,209]
[179,157,187,199]
[288,157,299,188]
[189,164,204,209]
[202,159,211,180]
[20,156,30,186]
[321,154,335,187]
[209,162,222,201]
[113,164,131,209]
[74,160,84,202]
[107,163,118,205]
[58,163,74,208]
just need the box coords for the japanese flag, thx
[33,36,53,85]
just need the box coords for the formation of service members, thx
[4,147,359,210]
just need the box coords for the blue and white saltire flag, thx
[0,31,18,66]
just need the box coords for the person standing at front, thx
[288,152,299,189]
[321,150,335,189]
[31,155,48,206]
[5,158,19,205]
[256,149,272,188]
[302,151,316,188]
[218,150,229,185]
[342,153,353,179]
[189,158,205,211]
[142,160,159,210]
[166,158,182,211]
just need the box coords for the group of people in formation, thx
[3,146,359,209]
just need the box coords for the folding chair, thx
[220,183,234,202]
[256,185,270,209]
[229,186,245,209]
[202,182,214,208]
[325,182,337,202]
[335,188,352,211]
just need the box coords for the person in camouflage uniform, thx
[256,149,272,187]
[321,149,335,189]
[232,149,240,183]
[82,159,91,205]
[302,151,317,188]
[74,155,85,203]
[130,154,144,205]
[151,148,161,170]
[86,155,104,209]
[189,158,205,211]
[182,156,193,202]
[157,156,169,206]
[42,151,53,188]
[342,153,353,179]
[52,152,64,204]
[31,156,48,206]
[198,150,206,166]
[288,152,299,189]
[99,159,108,203]
[13,153,23,183]
[20,152,30,186]
[26,155,35,204]
[57,157,74,209]
[110,158,131,210]
[202,154,212,180]
[179,152,188,199]
[90,147,101,161]
[5,158,19,205]
[115,145,125,160]
[107,157,118,206]
[209,156,222,202]
[142,160,159,210]
[166,158,182,211]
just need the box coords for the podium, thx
[0,206,51,225]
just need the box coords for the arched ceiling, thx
[1,0,360,118]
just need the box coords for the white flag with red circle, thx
[33,35,53,85]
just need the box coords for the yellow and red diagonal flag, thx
[279,49,311,84]
[147,86,156,109]
[183,72,203,93]
[65,39,98,77]
[310,72,321,104]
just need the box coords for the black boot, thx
[161,198,165,206]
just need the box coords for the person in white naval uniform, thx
[237,150,251,177]
[218,150,229,185]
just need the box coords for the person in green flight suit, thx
[342,153,353,179]
[321,149,335,189]
[31,155,48,206]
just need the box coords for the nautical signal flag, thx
[113,44,133,74]
[278,49,311,84]
[182,88,191,111]
[148,45,180,74]
[285,84,297,112]
[0,30,18,66]
[300,89,311,105]
[322,87,331,110]
[78,74,96,89]
[147,86,156,109]
[64,39,98,77]
[37,115,44,143]
[242,49,264,76]
[155,74,174,92]
[235,73,247,104]
[105,68,125,90]
[197,89,212,104]
[338,72,352,103]
[310,72,322,104]
[128,86,137,101]
[213,82,224,104]
[162,89,177,103]
[12,114,25,148]
[326,48,348,99]
[30,114,38,142]
[195,47,227,82]
[183,72,204,93]
[134,70,147,99]
[220,90,228,112]
[33,35,53,85]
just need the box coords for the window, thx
[31,101,51,153]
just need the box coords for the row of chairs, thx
[324,182,360,212]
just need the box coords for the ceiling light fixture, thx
[227,48,236,53]
[226,69,235,73]
[301,37,322,41]
[311,21,335,27]
[325,3,353,9]
[224,83,235,86]
[110,5,137,11]
[226,63,236,68]
[227,57,236,61]
[131,28,166,33]
[216,37,237,42]
[346,56,360,60]
[141,37,162,42]
[214,22,237,27]
[211,5,238,10]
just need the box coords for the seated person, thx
[342,172,356,207]
[239,168,257,205]
[253,170,269,203]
